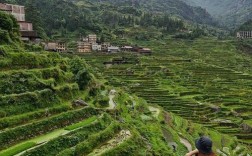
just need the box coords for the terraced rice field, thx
[1,47,251,155]
[0,51,175,156]
[81,38,252,148]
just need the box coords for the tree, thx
[0,11,20,44]
[75,69,91,90]
[0,12,13,32]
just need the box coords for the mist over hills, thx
[182,0,252,29]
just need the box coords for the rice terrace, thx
[81,38,252,146]
[0,0,252,156]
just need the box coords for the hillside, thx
[0,9,251,155]
[1,0,252,155]
[0,0,216,40]
[0,45,251,155]
[87,0,216,26]
[238,20,252,31]
[182,0,252,29]
[80,38,252,152]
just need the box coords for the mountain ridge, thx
[86,0,216,25]
[182,0,252,29]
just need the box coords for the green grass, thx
[64,116,97,130]
[0,142,36,156]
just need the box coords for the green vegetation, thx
[0,11,20,44]
[78,37,252,154]
[1,41,250,156]
[0,0,218,41]
[182,0,252,29]
[64,116,97,130]
[0,142,36,156]
[0,1,252,154]
[238,20,252,31]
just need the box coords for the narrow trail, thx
[87,130,131,156]
[179,137,192,152]
[107,89,117,110]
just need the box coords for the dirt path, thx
[107,89,117,110]
[87,130,131,156]
[148,106,160,119]
[179,137,192,152]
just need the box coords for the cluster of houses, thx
[0,3,152,55]
[44,34,152,55]
[237,31,252,39]
[0,3,40,42]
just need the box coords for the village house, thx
[92,43,102,51]
[0,3,39,42]
[44,42,66,52]
[101,42,111,52]
[237,31,252,39]
[121,46,133,52]
[81,37,89,42]
[138,48,152,55]
[45,42,57,51]
[108,46,120,53]
[57,42,66,52]
[77,41,92,53]
[88,34,97,43]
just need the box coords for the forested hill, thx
[238,20,252,31]
[87,0,216,26]
[0,0,216,40]
[182,0,252,29]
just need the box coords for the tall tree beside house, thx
[0,11,20,44]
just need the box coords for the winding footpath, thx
[107,89,117,110]
[179,137,192,152]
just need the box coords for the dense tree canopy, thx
[0,0,206,41]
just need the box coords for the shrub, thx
[0,29,12,44]
[94,95,109,108]
[0,105,71,130]
[89,86,100,97]
[75,122,120,156]
[0,12,13,32]
[24,44,43,52]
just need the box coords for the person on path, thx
[185,136,216,156]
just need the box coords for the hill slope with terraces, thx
[79,38,252,154]
[0,45,251,155]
